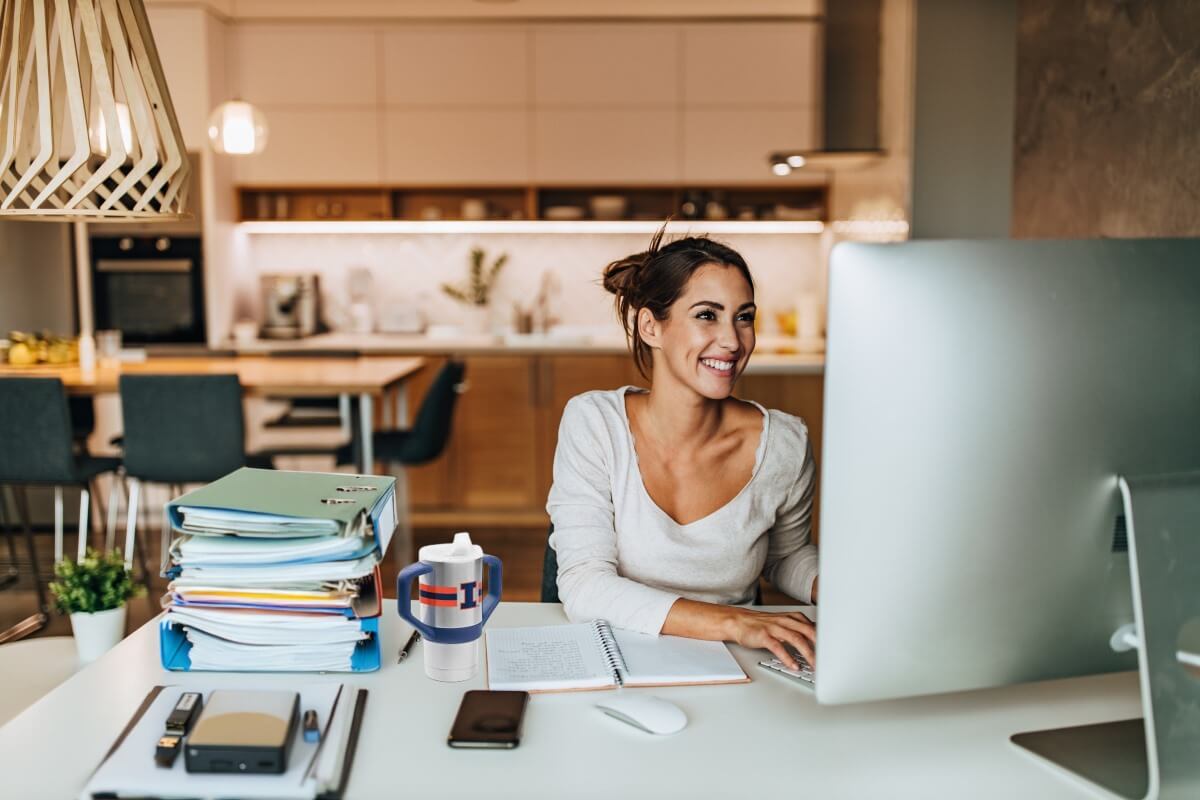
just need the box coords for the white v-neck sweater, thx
[546,387,818,635]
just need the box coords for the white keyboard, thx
[758,657,815,688]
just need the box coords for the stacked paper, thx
[160,469,395,673]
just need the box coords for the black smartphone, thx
[447,690,529,749]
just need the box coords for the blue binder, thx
[159,616,382,673]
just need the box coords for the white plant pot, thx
[69,605,127,663]
[460,305,490,336]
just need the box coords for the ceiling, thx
[146,0,823,22]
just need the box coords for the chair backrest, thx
[404,360,466,464]
[119,374,248,483]
[0,378,79,483]
[542,523,559,603]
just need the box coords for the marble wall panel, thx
[1013,0,1200,237]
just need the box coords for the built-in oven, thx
[90,235,206,344]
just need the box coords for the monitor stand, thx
[1011,473,1200,800]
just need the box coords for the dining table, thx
[0,355,426,474]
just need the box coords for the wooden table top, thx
[0,355,425,396]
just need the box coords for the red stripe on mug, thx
[420,583,458,594]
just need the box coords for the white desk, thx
[0,602,1139,799]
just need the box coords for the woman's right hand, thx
[724,608,815,670]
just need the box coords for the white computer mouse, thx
[595,694,688,735]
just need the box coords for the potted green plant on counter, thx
[442,247,508,335]
[49,549,144,662]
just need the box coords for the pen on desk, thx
[398,630,421,663]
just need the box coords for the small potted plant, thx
[442,247,508,335]
[49,549,144,662]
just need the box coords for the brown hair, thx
[602,225,754,378]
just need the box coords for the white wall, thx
[240,231,824,337]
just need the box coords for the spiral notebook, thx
[485,620,749,693]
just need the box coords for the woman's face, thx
[642,262,756,400]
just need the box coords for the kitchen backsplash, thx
[237,231,827,338]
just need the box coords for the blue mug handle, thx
[481,555,503,625]
[396,562,436,640]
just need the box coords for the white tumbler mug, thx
[397,532,502,681]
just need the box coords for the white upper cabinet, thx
[383,28,529,106]
[234,109,382,185]
[234,25,378,106]
[682,109,819,183]
[682,22,821,107]
[226,20,824,186]
[534,110,678,183]
[383,110,529,183]
[533,24,679,106]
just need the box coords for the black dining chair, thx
[333,360,466,564]
[118,374,275,566]
[0,378,122,643]
[542,523,560,603]
[334,360,468,469]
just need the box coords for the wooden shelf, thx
[236,184,826,224]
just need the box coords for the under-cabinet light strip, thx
[237,220,827,235]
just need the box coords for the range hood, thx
[769,0,884,175]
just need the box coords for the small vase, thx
[69,605,127,663]
[460,305,490,336]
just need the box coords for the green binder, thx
[165,468,397,543]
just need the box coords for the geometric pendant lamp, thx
[0,0,190,219]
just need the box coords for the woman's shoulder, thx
[563,387,631,419]
[559,387,635,438]
[759,405,811,449]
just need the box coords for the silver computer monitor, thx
[815,238,1200,706]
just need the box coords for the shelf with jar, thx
[236,184,826,225]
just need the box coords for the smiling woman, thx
[546,226,820,671]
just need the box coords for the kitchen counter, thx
[230,332,825,374]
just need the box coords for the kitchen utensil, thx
[589,195,628,220]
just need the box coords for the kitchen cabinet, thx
[681,23,822,107]
[532,24,679,106]
[234,109,382,185]
[233,25,379,106]
[240,189,390,221]
[682,109,822,184]
[383,110,530,184]
[227,20,822,187]
[237,183,827,222]
[453,357,543,510]
[383,28,529,106]
[405,357,454,510]
[533,110,680,183]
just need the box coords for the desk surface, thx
[0,602,1138,799]
[0,356,425,396]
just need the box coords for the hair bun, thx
[601,252,648,298]
[601,223,667,299]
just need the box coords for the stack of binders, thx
[159,468,397,673]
